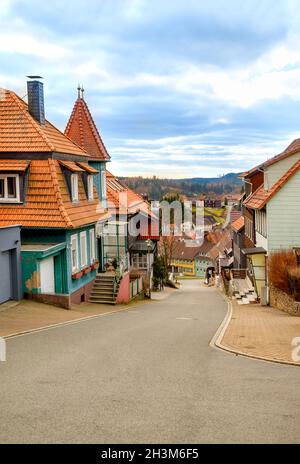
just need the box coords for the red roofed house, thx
[239,139,300,297]
[0,79,109,308]
[65,91,160,302]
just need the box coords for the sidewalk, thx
[0,286,177,338]
[218,299,300,365]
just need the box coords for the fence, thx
[130,276,144,299]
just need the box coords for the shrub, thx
[268,250,296,294]
[287,266,300,301]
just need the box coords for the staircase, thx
[89,274,120,305]
[231,277,258,305]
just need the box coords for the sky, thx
[2,0,300,178]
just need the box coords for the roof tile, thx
[65,97,110,161]
[0,89,88,156]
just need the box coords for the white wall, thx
[265,152,300,190]
[267,169,300,251]
[256,231,268,251]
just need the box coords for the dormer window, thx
[71,173,79,202]
[88,175,94,201]
[0,174,20,202]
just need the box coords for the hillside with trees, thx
[119,173,243,200]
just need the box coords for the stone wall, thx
[269,285,300,316]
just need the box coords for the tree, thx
[153,256,167,289]
[158,235,177,280]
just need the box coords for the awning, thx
[59,160,85,172]
[0,160,30,172]
[76,162,99,174]
[130,240,156,252]
[242,247,266,255]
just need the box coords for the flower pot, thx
[72,271,83,280]
[82,266,91,275]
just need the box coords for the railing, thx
[231,268,248,279]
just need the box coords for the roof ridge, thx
[9,91,55,151]
[48,159,73,228]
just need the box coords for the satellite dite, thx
[0,337,6,362]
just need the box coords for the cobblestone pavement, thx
[220,299,300,365]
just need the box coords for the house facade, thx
[64,91,160,301]
[239,139,300,297]
[0,80,108,308]
[0,225,22,304]
[65,87,111,272]
[170,238,214,277]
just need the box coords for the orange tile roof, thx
[0,159,107,228]
[65,97,110,161]
[231,216,245,232]
[0,160,30,171]
[0,89,88,156]
[244,158,300,210]
[106,170,153,216]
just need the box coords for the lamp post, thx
[146,239,152,299]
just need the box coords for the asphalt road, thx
[1,280,300,444]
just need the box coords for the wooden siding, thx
[267,169,300,251]
[265,152,300,189]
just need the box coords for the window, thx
[255,210,267,238]
[80,231,87,268]
[0,174,20,202]
[245,216,254,241]
[101,171,107,198]
[71,234,79,272]
[71,174,79,202]
[89,228,96,263]
[88,175,94,201]
[132,253,148,269]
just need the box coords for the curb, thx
[3,301,150,340]
[211,290,300,368]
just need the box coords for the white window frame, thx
[71,173,79,202]
[87,175,94,201]
[89,228,96,263]
[255,210,267,238]
[80,231,87,268]
[101,171,106,198]
[0,174,20,203]
[71,234,79,272]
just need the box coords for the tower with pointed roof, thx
[65,88,110,208]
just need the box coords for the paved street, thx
[1,280,300,444]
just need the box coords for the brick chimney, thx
[26,76,45,125]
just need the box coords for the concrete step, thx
[93,284,115,290]
[88,298,116,305]
[96,276,115,281]
[90,290,115,296]
[89,294,115,300]
[242,297,250,304]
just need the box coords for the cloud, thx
[1,0,300,176]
